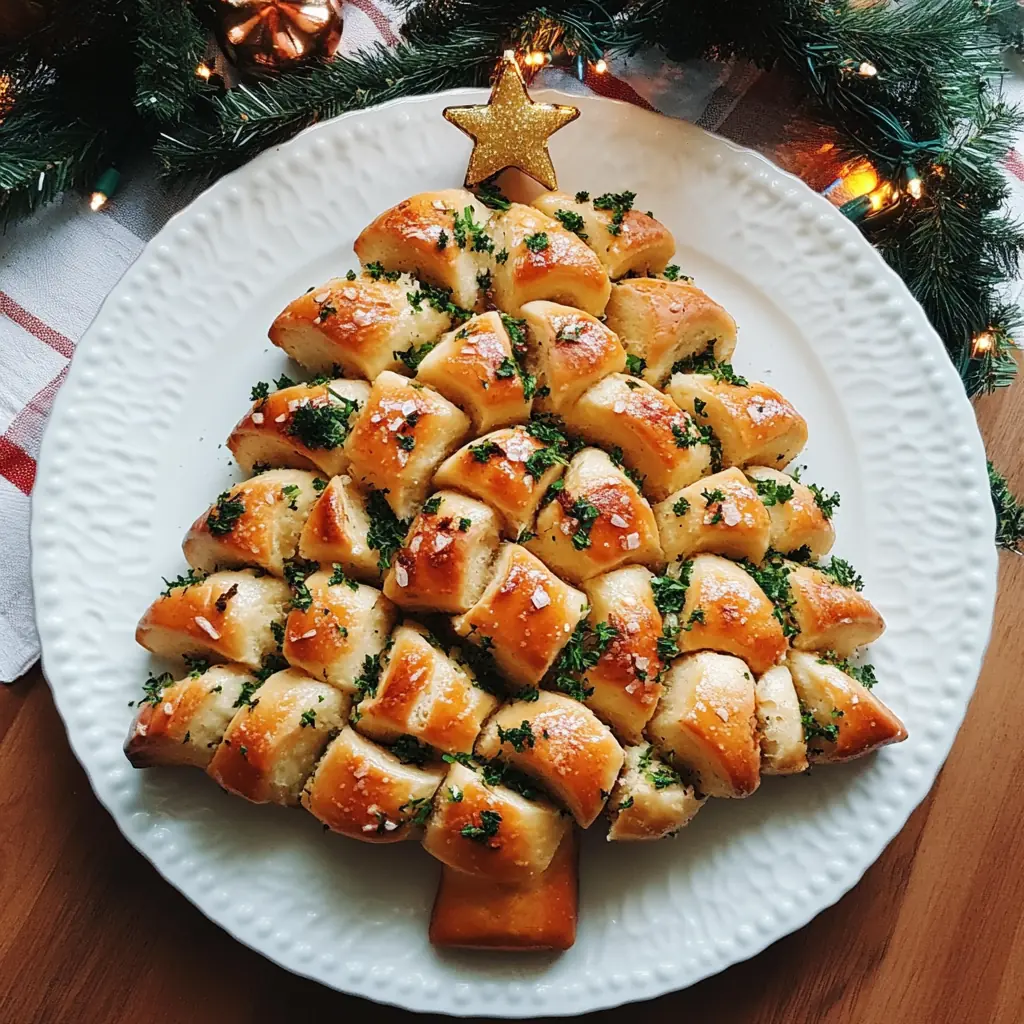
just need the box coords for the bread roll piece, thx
[519,300,626,414]
[207,668,348,806]
[653,467,771,564]
[476,692,624,828]
[491,203,610,317]
[531,192,675,279]
[666,372,807,470]
[433,426,567,538]
[606,743,706,841]
[526,448,662,584]
[302,727,444,842]
[429,830,578,950]
[754,665,808,775]
[353,189,493,310]
[383,491,501,614]
[182,470,321,577]
[282,568,397,694]
[353,623,498,756]
[565,374,711,501]
[453,544,588,689]
[648,651,759,798]
[297,475,381,583]
[788,563,885,657]
[580,567,664,744]
[415,311,533,432]
[228,379,370,478]
[268,273,450,379]
[745,466,835,559]
[344,371,471,520]
[672,554,788,675]
[124,664,257,769]
[604,277,737,386]
[422,761,570,881]
[136,569,290,669]
[787,650,907,763]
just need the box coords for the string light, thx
[594,58,608,74]
[972,330,995,356]
[195,62,213,81]
[88,167,121,213]
[843,161,879,199]
[858,61,878,77]
[902,164,924,200]
[0,73,12,122]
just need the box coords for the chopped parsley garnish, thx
[574,190,590,203]
[625,353,647,377]
[480,758,540,800]
[567,496,601,550]
[702,487,726,524]
[817,649,878,689]
[396,433,416,451]
[345,269,357,281]
[495,356,517,380]
[284,557,317,611]
[662,265,682,281]
[421,495,442,515]
[619,795,634,809]
[469,440,503,463]
[271,620,285,648]
[499,313,527,349]
[253,652,288,684]
[391,734,432,766]
[312,477,328,492]
[474,181,511,210]
[549,620,618,702]
[516,528,536,543]
[206,490,245,536]
[250,381,270,403]
[509,686,540,702]
[394,340,437,371]
[316,301,337,321]
[281,484,300,510]
[233,677,264,708]
[274,373,296,391]
[447,786,464,803]
[288,391,360,450]
[541,478,565,506]
[554,209,587,238]
[693,397,707,417]
[399,796,433,827]
[801,704,843,745]
[327,563,359,590]
[405,283,471,322]
[437,229,448,250]
[300,709,317,728]
[476,269,491,291]
[160,568,208,596]
[809,483,841,519]
[139,671,174,707]
[251,461,271,475]
[651,561,693,615]
[495,248,509,264]
[365,261,401,282]
[453,206,493,252]
[606,445,645,489]
[183,654,210,678]
[496,720,535,753]
[754,478,794,506]
[457,517,472,532]
[365,488,411,570]
[671,350,748,386]
[638,744,681,789]
[740,551,798,638]
[673,496,691,516]
[817,556,864,591]
[556,321,583,343]
[671,418,705,449]
[353,651,384,701]
[460,809,502,843]
[593,190,636,235]
[524,232,549,252]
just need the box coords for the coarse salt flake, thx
[194,616,221,640]
[401,400,418,416]
[410,535,423,553]
[715,706,730,723]
[251,412,264,424]
[613,400,626,414]
[395,565,409,588]
[314,291,330,303]
[721,502,741,527]
[343,288,357,300]
[434,535,453,552]
[163,702,174,716]
[531,587,551,609]
[383,820,398,831]
[609,513,628,529]
[274,413,287,423]
[503,436,534,463]
[300,628,317,640]
[623,532,641,550]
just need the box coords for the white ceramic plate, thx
[32,90,996,1016]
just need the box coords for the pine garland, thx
[1,0,1022,548]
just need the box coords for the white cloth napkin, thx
[3,5,1023,682]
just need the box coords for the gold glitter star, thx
[443,52,580,191]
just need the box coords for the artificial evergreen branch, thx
[134,0,210,124]
[989,461,1024,550]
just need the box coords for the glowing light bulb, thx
[972,331,995,356]
[843,161,879,200]
[858,61,877,77]
[196,62,212,81]
[89,192,108,212]
[906,176,923,200]
[594,58,608,74]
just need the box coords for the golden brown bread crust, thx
[415,312,533,432]
[433,426,566,538]
[648,651,760,799]
[475,692,624,828]
[787,650,906,763]
[429,830,578,950]
[606,743,706,841]
[519,300,626,414]
[182,469,321,577]
[135,569,291,669]
[452,544,588,689]
[788,563,885,657]
[227,379,369,478]
[297,475,382,583]
[666,373,807,470]
[653,467,771,564]
[422,762,571,881]
[124,664,256,769]
[353,623,498,755]
[268,273,450,380]
[531,192,675,280]
[526,447,663,584]
[579,566,664,745]
[491,204,611,317]
[344,370,471,520]
[744,465,835,559]
[677,554,788,675]
[353,190,492,310]
[604,277,737,386]
[754,664,809,775]
[282,569,397,693]
[301,727,444,842]
[565,373,712,501]
[383,490,501,614]
[206,669,348,806]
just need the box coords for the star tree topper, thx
[443,51,580,191]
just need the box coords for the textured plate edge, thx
[29,88,998,1017]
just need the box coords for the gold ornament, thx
[217,0,343,68]
[443,51,580,191]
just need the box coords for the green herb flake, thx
[460,809,502,844]
[206,490,246,536]
[524,232,549,252]
[625,353,647,377]
[554,209,587,238]
[754,478,795,506]
[300,709,317,728]
[593,190,636,235]
[366,489,411,571]
[496,720,535,753]
[281,483,300,510]
[809,483,841,519]
[327,563,359,590]
[673,496,690,516]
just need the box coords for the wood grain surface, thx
[1,389,1022,1024]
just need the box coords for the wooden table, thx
[2,392,1022,1024]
